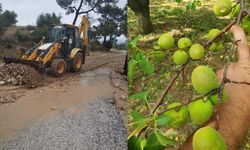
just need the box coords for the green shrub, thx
[16,30,30,42]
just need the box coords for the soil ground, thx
[0,50,127,149]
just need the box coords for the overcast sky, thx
[0,0,127,26]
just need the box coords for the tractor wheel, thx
[71,52,83,72]
[50,58,66,77]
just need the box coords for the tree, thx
[32,13,61,42]
[36,13,62,28]
[120,5,128,37]
[0,4,17,35]
[92,4,126,50]
[128,0,152,34]
[56,0,116,25]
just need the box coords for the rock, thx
[120,95,127,101]
[114,83,120,88]
[0,96,4,103]
[10,92,17,100]
[11,78,19,85]
[0,63,42,88]
[0,81,5,85]
[51,106,56,110]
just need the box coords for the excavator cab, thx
[47,25,82,59]
[4,16,90,77]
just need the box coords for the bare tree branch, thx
[78,0,101,14]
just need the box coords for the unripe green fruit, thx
[189,44,205,60]
[209,42,224,52]
[193,127,227,150]
[207,29,221,41]
[209,43,217,51]
[178,37,192,49]
[215,42,224,51]
[164,103,189,129]
[173,50,188,65]
[153,45,162,51]
[213,0,232,16]
[191,66,219,95]
[229,3,240,18]
[158,33,175,49]
[209,89,228,105]
[153,51,166,62]
[189,99,213,125]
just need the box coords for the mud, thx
[0,51,127,142]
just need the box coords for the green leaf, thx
[175,0,182,3]
[129,35,142,49]
[156,114,170,126]
[133,50,144,61]
[129,90,151,110]
[131,110,145,120]
[186,1,196,10]
[130,110,147,128]
[144,132,176,150]
[139,56,155,75]
[156,132,176,146]
[128,59,139,84]
[128,136,146,150]
[129,90,150,101]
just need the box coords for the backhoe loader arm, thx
[78,16,90,46]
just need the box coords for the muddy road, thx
[0,51,127,150]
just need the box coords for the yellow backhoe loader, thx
[4,16,90,77]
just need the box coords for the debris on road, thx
[0,63,43,88]
[111,67,127,126]
[0,92,18,103]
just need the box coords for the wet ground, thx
[0,51,127,149]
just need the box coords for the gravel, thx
[0,100,127,150]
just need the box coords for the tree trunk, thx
[72,0,84,25]
[72,12,79,25]
[128,0,152,34]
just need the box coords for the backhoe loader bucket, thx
[3,56,45,73]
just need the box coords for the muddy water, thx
[0,67,114,142]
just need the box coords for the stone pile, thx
[0,63,43,88]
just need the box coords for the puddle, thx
[80,68,112,86]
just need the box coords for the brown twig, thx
[237,0,244,24]
[214,0,246,129]
[157,88,219,116]
[151,60,189,114]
